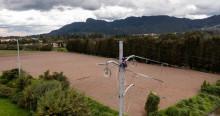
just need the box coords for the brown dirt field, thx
[0,52,219,116]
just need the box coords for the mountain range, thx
[49,15,220,35]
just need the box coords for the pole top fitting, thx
[120,57,127,68]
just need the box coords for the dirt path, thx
[0,52,219,116]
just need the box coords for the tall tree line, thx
[66,31,220,73]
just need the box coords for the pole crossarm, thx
[126,55,168,65]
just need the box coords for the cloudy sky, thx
[0,0,220,36]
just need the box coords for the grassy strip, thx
[53,47,68,52]
[0,98,30,116]
[85,97,118,116]
[0,50,38,57]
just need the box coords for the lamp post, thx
[16,39,21,78]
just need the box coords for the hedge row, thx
[66,32,220,72]
[0,44,53,51]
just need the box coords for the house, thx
[52,40,66,48]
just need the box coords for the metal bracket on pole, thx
[123,84,135,96]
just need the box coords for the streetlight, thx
[16,38,21,78]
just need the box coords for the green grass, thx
[0,50,38,57]
[0,98,30,116]
[85,97,118,116]
[53,47,68,52]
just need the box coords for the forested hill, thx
[49,15,220,35]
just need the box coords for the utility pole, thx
[119,41,125,116]
[17,39,21,78]
[98,41,163,116]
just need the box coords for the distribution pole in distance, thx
[16,38,21,78]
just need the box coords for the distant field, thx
[0,50,38,56]
[0,98,29,116]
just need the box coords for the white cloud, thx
[0,7,95,36]
[185,14,209,19]
[0,28,28,36]
[94,6,135,21]
[0,7,95,26]
[0,0,220,36]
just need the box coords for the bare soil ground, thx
[0,52,219,116]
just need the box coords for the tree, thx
[36,88,91,116]
[145,91,160,115]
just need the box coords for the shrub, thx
[6,44,20,50]
[165,107,190,116]
[36,88,91,116]
[24,44,40,51]
[0,44,19,50]
[201,85,220,96]
[0,69,33,89]
[23,44,52,51]
[216,80,220,86]
[0,69,19,84]
[55,48,67,52]
[39,44,53,51]
[145,92,160,115]
[165,107,179,116]
[39,70,69,88]
[201,80,210,89]
[201,80,220,96]
[0,84,15,97]
[10,92,24,104]
[0,44,7,50]
[21,80,62,111]
[39,70,51,80]
[15,75,32,91]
